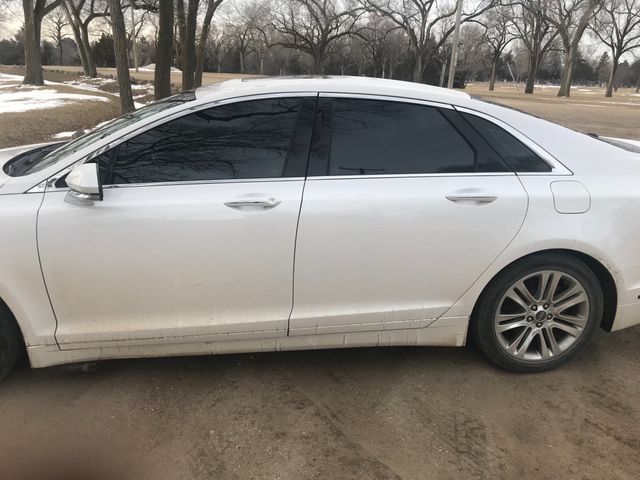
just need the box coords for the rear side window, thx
[328,98,476,175]
[97,97,302,185]
[461,113,551,172]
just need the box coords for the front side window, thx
[328,98,476,175]
[97,97,302,185]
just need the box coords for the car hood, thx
[0,142,62,191]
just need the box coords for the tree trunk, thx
[605,60,618,98]
[239,49,245,73]
[311,54,324,74]
[175,0,186,70]
[180,0,199,90]
[557,47,576,97]
[63,1,90,76]
[23,0,44,85]
[194,0,219,88]
[524,52,538,94]
[489,55,498,91]
[80,23,98,77]
[155,0,174,100]
[439,57,447,87]
[412,54,423,83]
[109,0,135,113]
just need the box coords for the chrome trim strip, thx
[318,91,456,110]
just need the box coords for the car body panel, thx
[289,175,528,335]
[37,180,305,348]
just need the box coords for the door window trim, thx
[41,92,319,192]
[452,106,572,175]
[310,93,515,179]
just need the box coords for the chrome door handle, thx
[224,198,281,209]
[446,191,498,204]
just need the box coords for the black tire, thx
[471,253,603,373]
[0,302,21,381]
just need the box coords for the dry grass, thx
[2,66,638,148]
[467,82,640,140]
[43,65,253,86]
[0,66,122,148]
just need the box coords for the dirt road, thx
[0,325,639,480]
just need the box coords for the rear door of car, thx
[288,95,529,336]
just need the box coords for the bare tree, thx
[176,0,225,90]
[544,0,602,97]
[65,0,110,77]
[154,0,173,98]
[510,0,558,94]
[592,0,640,97]
[109,0,135,112]
[45,6,68,64]
[194,0,225,86]
[366,0,496,83]
[270,0,365,74]
[476,5,513,90]
[22,0,64,85]
[356,12,401,77]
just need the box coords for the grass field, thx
[1,66,639,148]
[466,81,640,140]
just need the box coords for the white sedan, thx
[1,76,639,379]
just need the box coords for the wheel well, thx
[473,249,618,332]
[0,297,27,351]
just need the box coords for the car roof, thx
[195,75,472,107]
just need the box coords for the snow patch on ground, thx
[0,73,25,83]
[138,63,181,73]
[52,131,76,139]
[0,88,110,113]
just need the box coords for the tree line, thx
[4,0,640,114]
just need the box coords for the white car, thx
[1,76,639,379]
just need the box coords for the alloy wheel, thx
[494,270,590,361]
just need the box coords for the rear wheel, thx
[472,254,603,373]
[0,302,21,381]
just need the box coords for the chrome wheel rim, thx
[495,270,590,361]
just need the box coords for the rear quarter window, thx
[461,113,552,173]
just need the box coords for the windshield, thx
[22,92,196,176]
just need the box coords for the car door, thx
[37,96,316,348]
[288,95,529,335]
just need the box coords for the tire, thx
[0,302,21,381]
[471,253,603,373]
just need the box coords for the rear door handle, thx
[224,198,281,209]
[446,190,498,204]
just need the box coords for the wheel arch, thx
[471,248,617,332]
[0,295,27,352]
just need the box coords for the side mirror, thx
[65,163,103,202]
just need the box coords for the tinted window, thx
[328,98,475,175]
[98,98,302,185]
[461,113,551,172]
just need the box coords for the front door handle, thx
[446,189,498,204]
[224,198,281,209]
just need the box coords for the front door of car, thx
[289,96,529,335]
[37,96,315,348]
